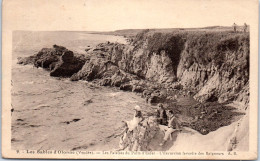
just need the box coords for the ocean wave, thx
[22,81,34,85]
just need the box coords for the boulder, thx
[132,85,144,93]
[50,50,86,77]
[148,95,162,104]
[119,84,133,91]
[17,45,87,77]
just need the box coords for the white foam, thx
[22,81,34,85]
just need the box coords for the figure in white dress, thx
[127,105,144,132]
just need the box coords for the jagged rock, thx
[119,84,133,91]
[132,85,144,93]
[148,95,162,104]
[19,31,249,107]
[17,45,87,77]
[170,82,183,90]
[21,32,249,106]
[99,78,112,86]
[119,116,160,151]
[70,55,118,81]
[142,89,152,98]
[235,83,249,109]
[145,51,176,83]
[50,50,86,77]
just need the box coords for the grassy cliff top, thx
[91,26,248,37]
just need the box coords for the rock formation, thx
[18,30,250,145]
[18,45,87,77]
[70,31,249,108]
[118,116,160,151]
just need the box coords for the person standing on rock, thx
[127,105,144,132]
[243,23,248,33]
[156,103,168,125]
[159,110,180,146]
[233,23,237,33]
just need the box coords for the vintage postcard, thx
[2,0,258,160]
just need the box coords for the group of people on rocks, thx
[232,23,248,33]
[156,103,181,146]
[115,103,181,151]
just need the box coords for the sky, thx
[3,0,258,31]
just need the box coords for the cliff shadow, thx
[146,32,186,76]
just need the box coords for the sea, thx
[11,31,154,150]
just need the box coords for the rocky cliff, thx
[71,31,249,108]
[18,30,249,136]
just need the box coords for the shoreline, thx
[16,44,246,135]
[14,29,249,151]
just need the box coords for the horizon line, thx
[12,25,247,33]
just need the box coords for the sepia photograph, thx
[2,0,258,159]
